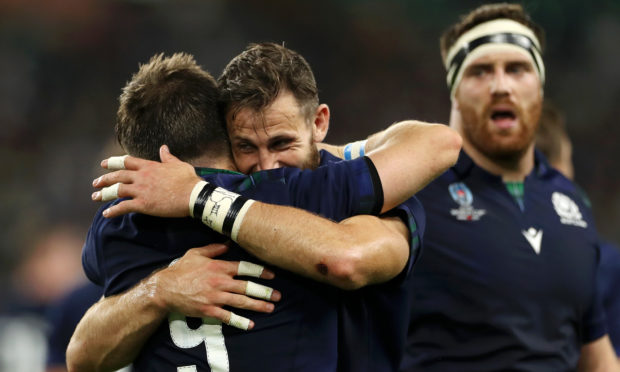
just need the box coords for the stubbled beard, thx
[460,102,540,164]
[301,139,320,170]
[465,124,533,160]
[479,140,531,164]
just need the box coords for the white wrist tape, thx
[101,183,120,202]
[188,181,206,219]
[230,201,254,242]
[107,155,128,170]
[228,312,251,331]
[237,261,264,278]
[189,181,255,241]
[245,281,274,300]
[343,140,367,160]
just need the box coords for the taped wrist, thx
[343,140,367,160]
[189,181,255,241]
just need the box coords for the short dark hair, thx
[218,42,319,123]
[439,3,545,62]
[116,53,229,162]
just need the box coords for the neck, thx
[190,154,238,172]
[461,140,535,182]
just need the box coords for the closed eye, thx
[269,137,294,151]
[235,141,256,153]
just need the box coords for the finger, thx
[100,183,121,202]
[201,258,274,281]
[102,155,153,171]
[218,245,274,279]
[245,281,274,301]
[122,156,155,171]
[106,155,129,170]
[93,183,134,201]
[237,261,264,278]
[102,200,141,218]
[191,244,229,259]
[227,312,252,331]
[223,279,281,302]
[201,307,255,331]
[159,145,182,164]
[217,290,278,311]
[260,268,275,280]
[93,170,133,188]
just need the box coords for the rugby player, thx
[67,48,460,371]
[536,101,620,358]
[400,3,619,371]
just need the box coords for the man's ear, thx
[312,104,330,143]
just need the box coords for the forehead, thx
[227,90,308,140]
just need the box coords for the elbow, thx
[66,338,90,372]
[66,337,108,372]
[450,129,463,162]
[433,125,462,171]
[327,249,370,290]
[441,126,463,163]
[400,120,462,172]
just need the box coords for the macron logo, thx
[522,227,543,254]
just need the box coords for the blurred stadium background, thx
[0,0,619,369]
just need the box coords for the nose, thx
[255,150,280,171]
[490,69,510,96]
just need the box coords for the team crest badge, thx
[551,192,587,228]
[448,182,486,221]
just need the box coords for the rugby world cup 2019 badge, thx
[551,192,587,228]
[448,182,486,221]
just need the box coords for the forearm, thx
[321,121,461,212]
[577,335,620,372]
[66,278,166,372]
[367,120,462,211]
[316,143,344,158]
[236,203,408,290]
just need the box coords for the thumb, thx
[159,145,181,164]
[196,243,229,258]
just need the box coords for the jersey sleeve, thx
[562,181,611,344]
[598,241,620,355]
[82,202,181,297]
[581,242,609,344]
[45,282,102,368]
[381,196,426,282]
[278,156,383,219]
[82,204,108,287]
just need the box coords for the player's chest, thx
[419,179,598,295]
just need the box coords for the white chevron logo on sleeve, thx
[522,228,543,254]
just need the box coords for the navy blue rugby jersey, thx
[573,187,620,356]
[46,281,103,368]
[317,150,427,372]
[83,153,385,372]
[337,197,424,372]
[401,151,606,372]
[598,241,620,356]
